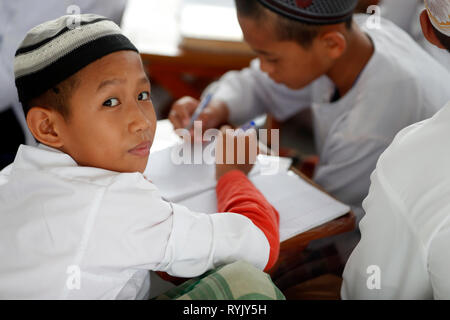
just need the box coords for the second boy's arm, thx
[169,59,313,131]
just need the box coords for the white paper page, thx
[178,171,350,242]
[150,119,183,153]
[145,143,217,202]
[146,142,291,202]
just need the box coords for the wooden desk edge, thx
[140,51,255,69]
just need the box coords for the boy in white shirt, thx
[170,0,450,225]
[0,14,281,299]
[342,0,450,299]
[0,0,128,169]
[168,0,450,282]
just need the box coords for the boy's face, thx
[57,51,156,173]
[238,15,329,90]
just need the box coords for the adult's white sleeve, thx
[341,166,431,299]
[212,59,313,125]
[427,217,450,299]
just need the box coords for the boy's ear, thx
[26,107,64,148]
[420,10,446,50]
[320,31,347,60]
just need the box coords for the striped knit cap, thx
[14,14,138,113]
[256,0,358,25]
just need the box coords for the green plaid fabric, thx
[155,261,285,300]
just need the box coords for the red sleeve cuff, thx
[216,170,280,271]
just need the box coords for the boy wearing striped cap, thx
[169,0,450,283]
[0,14,282,299]
[342,0,450,299]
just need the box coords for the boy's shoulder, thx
[348,16,450,121]
[380,101,450,178]
[3,144,156,191]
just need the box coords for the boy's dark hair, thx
[24,75,79,119]
[235,0,353,48]
[432,25,450,53]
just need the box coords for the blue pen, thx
[233,120,256,136]
[240,120,256,131]
[186,92,214,130]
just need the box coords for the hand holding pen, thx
[168,95,229,135]
[186,92,214,130]
[215,123,258,180]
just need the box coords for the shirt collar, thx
[12,143,78,171]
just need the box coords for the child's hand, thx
[215,125,258,180]
[168,96,229,137]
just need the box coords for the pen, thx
[186,92,214,130]
[233,120,256,136]
[239,120,256,131]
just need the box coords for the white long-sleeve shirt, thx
[212,15,450,222]
[0,144,269,299]
[342,101,450,299]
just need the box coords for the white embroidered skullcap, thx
[14,14,138,113]
[424,0,450,37]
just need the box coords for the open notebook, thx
[145,144,350,242]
